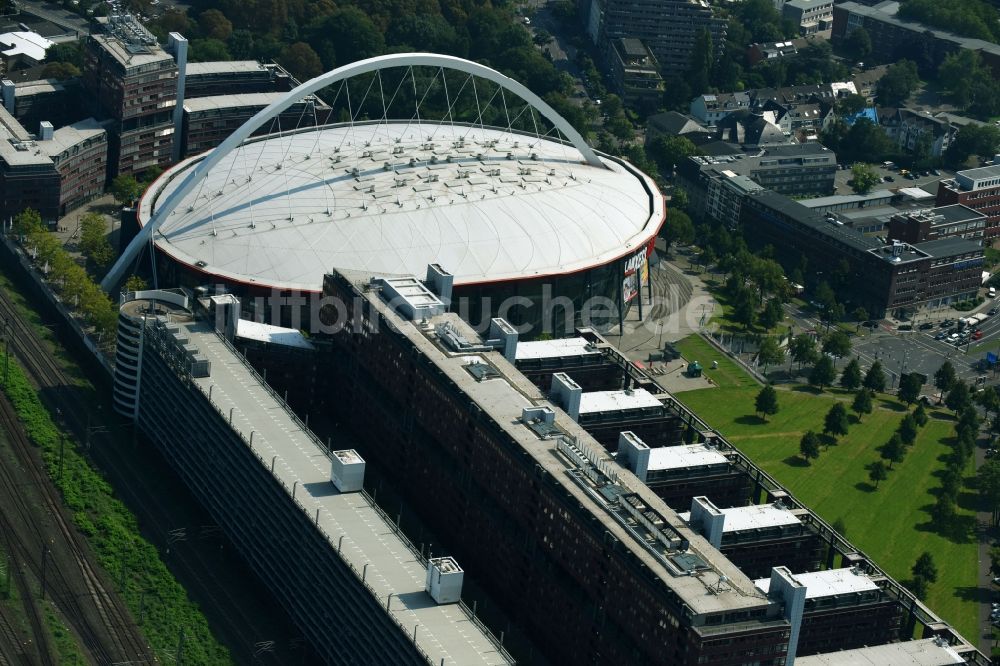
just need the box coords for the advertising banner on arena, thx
[622,246,649,303]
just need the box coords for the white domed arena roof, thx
[108,53,664,293]
[141,122,661,291]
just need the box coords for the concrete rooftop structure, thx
[174,319,512,665]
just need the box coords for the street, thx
[15,0,90,35]
[783,301,996,391]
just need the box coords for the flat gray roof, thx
[89,31,173,69]
[176,320,512,665]
[0,103,50,166]
[40,118,106,159]
[794,638,965,665]
[800,190,895,209]
[353,276,775,618]
[183,92,287,113]
[185,60,269,76]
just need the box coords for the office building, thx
[183,60,296,98]
[119,289,513,665]
[741,190,984,316]
[83,14,177,178]
[676,143,838,206]
[181,93,331,158]
[583,0,727,78]
[754,568,902,655]
[0,103,59,222]
[617,435,751,511]
[782,0,833,35]
[682,497,823,579]
[41,118,110,216]
[832,2,1000,75]
[887,205,986,244]
[607,39,663,112]
[936,165,1000,242]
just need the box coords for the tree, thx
[934,361,957,401]
[810,355,836,390]
[990,546,1000,576]
[755,384,780,421]
[649,135,698,175]
[279,42,323,80]
[863,361,886,393]
[868,460,888,488]
[45,42,83,68]
[822,331,852,360]
[686,28,713,97]
[732,287,757,331]
[907,575,928,600]
[946,123,1000,167]
[306,7,385,69]
[78,213,106,257]
[669,187,689,210]
[898,372,923,407]
[898,413,919,446]
[979,459,1000,526]
[852,306,869,331]
[759,297,784,331]
[198,9,233,41]
[41,62,80,79]
[881,433,905,469]
[945,381,971,413]
[911,552,938,584]
[124,275,148,293]
[189,38,232,62]
[851,389,873,421]
[913,402,928,427]
[661,208,695,252]
[824,402,850,439]
[840,359,862,391]
[850,163,880,194]
[110,174,142,204]
[790,333,817,369]
[800,430,821,463]
[932,494,957,527]
[875,60,920,106]
[844,26,872,62]
[977,386,1000,420]
[757,337,784,374]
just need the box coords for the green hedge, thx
[2,360,231,664]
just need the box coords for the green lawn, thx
[675,365,979,642]
[675,335,760,391]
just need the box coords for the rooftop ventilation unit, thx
[329,449,365,492]
[425,557,463,604]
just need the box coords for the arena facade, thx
[111,54,664,336]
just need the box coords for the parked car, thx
[934,331,948,340]
[884,175,894,182]
[948,333,960,342]
[918,322,935,330]
[931,169,942,176]
[940,319,955,328]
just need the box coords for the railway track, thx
[0,296,154,663]
[0,393,148,664]
[0,282,299,663]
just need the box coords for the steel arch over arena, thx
[107,53,664,334]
